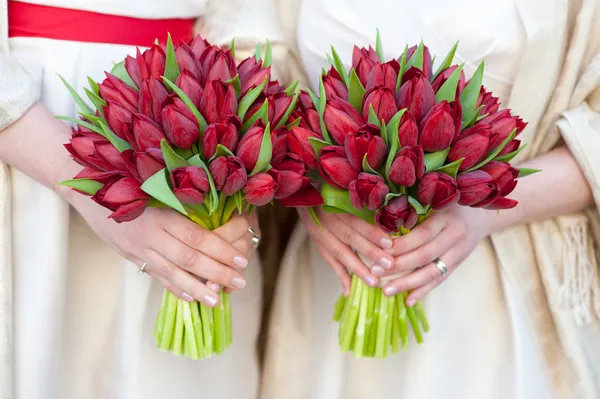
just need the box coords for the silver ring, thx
[138,262,148,274]
[248,226,261,248]
[433,258,448,276]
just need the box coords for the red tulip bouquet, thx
[57,34,308,359]
[289,32,539,358]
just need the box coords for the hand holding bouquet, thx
[287,32,539,357]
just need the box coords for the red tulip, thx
[497,139,521,156]
[293,91,321,135]
[65,130,112,171]
[484,197,518,210]
[124,54,142,88]
[344,124,387,170]
[131,114,166,151]
[174,70,203,108]
[269,153,308,199]
[170,166,210,204]
[237,57,271,94]
[209,156,247,195]
[175,44,200,78]
[161,98,200,149]
[105,102,133,142]
[236,125,264,171]
[246,92,292,127]
[431,65,466,98]
[396,68,436,123]
[145,44,166,81]
[92,177,149,222]
[417,172,460,211]
[419,100,462,152]
[365,60,399,92]
[243,173,277,206]
[405,44,433,80]
[456,170,499,207]
[138,78,168,123]
[375,195,418,233]
[99,73,139,114]
[74,167,119,184]
[318,146,360,189]
[352,45,380,86]
[479,161,518,197]
[362,87,398,123]
[271,126,289,160]
[447,124,492,171]
[95,143,129,171]
[479,110,527,150]
[324,98,364,145]
[287,126,320,169]
[389,146,425,187]
[323,68,348,100]
[199,80,238,124]
[349,173,389,210]
[188,35,209,60]
[398,111,418,147]
[202,122,239,159]
[476,87,500,116]
[199,45,237,83]
[135,150,165,181]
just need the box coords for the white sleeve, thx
[0,54,41,131]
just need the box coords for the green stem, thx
[396,294,409,351]
[154,289,169,341]
[369,287,381,357]
[190,301,206,358]
[172,298,185,355]
[405,298,423,344]
[414,301,430,332]
[223,291,232,346]
[333,294,347,322]
[340,275,362,352]
[375,294,389,358]
[221,196,238,225]
[354,282,370,357]
[200,302,214,356]
[159,291,178,350]
[391,300,400,354]
[383,292,394,358]
[182,300,199,359]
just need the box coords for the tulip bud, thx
[135,150,165,181]
[479,161,518,196]
[209,156,247,195]
[271,127,289,160]
[175,45,200,78]
[324,68,349,100]
[352,45,379,86]
[344,124,387,170]
[170,166,210,204]
[287,126,320,169]
[318,146,360,189]
[125,54,141,88]
[243,172,277,206]
[199,80,238,124]
[202,122,239,159]
[92,177,149,222]
[362,87,398,124]
[105,102,133,142]
[236,125,264,171]
[131,114,167,151]
[476,87,500,115]
[456,170,499,207]
[175,70,203,108]
[188,35,209,59]
[138,78,169,123]
[398,111,418,147]
[293,92,322,135]
[396,68,436,123]
[375,195,418,233]
[419,100,462,152]
[147,44,166,80]
[238,57,271,94]
[199,45,237,83]
[349,173,390,210]
[484,197,518,210]
[95,143,129,171]
[365,60,399,92]
[65,133,111,171]
[431,65,466,97]
[447,124,492,171]
[497,139,521,157]
[99,75,138,114]
[417,172,460,211]
[161,99,200,150]
[406,44,433,79]
[323,98,364,145]
[269,153,309,200]
[479,110,527,149]
[389,145,425,187]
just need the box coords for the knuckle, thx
[186,225,205,248]
[342,229,354,244]
[331,247,345,261]
[179,249,198,269]
[159,264,173,280]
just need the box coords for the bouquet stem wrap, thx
[153,195,238,359]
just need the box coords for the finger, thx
[151,231,247,291]
[300,210,378,287]
[162,212,249,270]
[388,213,447,256]
[315,241,351,296]
[333,214,395,270]
[337,213,395,250]
[232,234,253,258]
[405,248,463,305]
[206,281,222,293]
[213,214,251,243]
[140,251,221,307]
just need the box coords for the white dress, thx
[7,1,262,398]
[262,1,554,398]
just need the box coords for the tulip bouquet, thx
[57,34,314,359]
[289,33,539,358]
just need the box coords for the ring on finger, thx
[138,261,149,274]
[248,226,261,248]
[433,258,448,276]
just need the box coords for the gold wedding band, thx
[138,262,148,274]
[433,258,448,276]
[248,226,261,248]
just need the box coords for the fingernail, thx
[203,294,218,307]
[384,248,393,254]
[234,256,248,268]
[182,292,194,302]
[365,275,378,287]
[379,257,392,269]
[380,238,393,249]
[231,277,246,289]
[371,266,385,276]
[406,298,416,307]
[384,286,397,296]
[208,282,221,292]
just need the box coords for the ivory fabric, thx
[262,0,600,398]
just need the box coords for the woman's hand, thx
[299,208,395,294]
[378,205,491,305]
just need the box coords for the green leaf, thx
[78,112,102,125]
[322,206,346,214]
[308,137,330,160]
[162,77,208,134]
[380,121,388,149]
[319,75,327,115]
[460,61,484,124]
[432,41,459,80]
[348,69,366,113]
[517,168,541,178]
[164,33,180,86]
[466,128,517,172]
[263,39,273,68]
[331,46,350,87]
[188,155,219,214]
[87,76,100,96]
[407,196,427,215]
[434,158,463,178]
[225,75,242,98]
[147,198,169,208]
[362,154,380,176]
[254,43,263,62]
[238,76,268,120]
[58,74,94,115]
[275,89,301,129]
[494,143,527,163]
[98,121,132,152]
[287,118,302,128]
[242,98,269,131]
[250,122,273,176]
[59,178,103,195]
[174,147,193,160]
[321,183,375,223]
[230,38,236,59]
[384,109,407,185]
[284,79,299,97]
[308,207,322,229]
[435,63,464,103]
[396,45,409,91]
[56,116,104,136]
[375,28,385,63]
[210,144,235,162]
[306,87,331,143]
[424,148,450,172]
[406,41,424,71]
[368,104,380,127]
[234,191,243,214]
[461,105,484,130]
[384,192,402,207]
[327,53,335,67]
[84,88,107,120]
[110,61,137,89]
[141,169,188,215]
[161,139,189,171]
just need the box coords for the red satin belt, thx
[8,1,196,47]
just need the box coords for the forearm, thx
[478,146,593,234]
